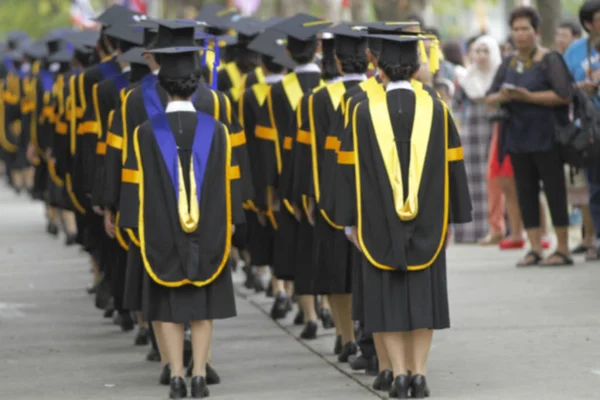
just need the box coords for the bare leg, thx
[298,295,318,323]
[137,312,148,329]
[161,322,185,378]
[329,294,355,344]
[381,332,409,377]
[373,332,391,372]
[404,331,415,373]
[327,296,342,336]
[62,210,77,235]
[410,329,434,376]
[499,176,524,240]
[581,205,596,248]
[24,167,34,189]
[11,169,24,190]
[525,228,543,254]
[284,280,294,297]
[190,320,213,377]
[152,321,169,368]
[272,277,285,295]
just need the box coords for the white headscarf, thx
[459,35,501,100]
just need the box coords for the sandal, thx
[478,233,504,246]
[571,244,588,255]
[540,251,574,266]
[516,251,542,267]
[585,247,598,262]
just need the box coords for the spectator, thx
[443,39,468,81]
[501,36,515,58]
[555,19,582,54]
[453,35,501,243]
[486,6,573,266]
[564,0,600,259]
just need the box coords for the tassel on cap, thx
[418,40,428,65]
[198,33,220,90]
[428,38,440,74]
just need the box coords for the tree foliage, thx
[0,0,71,39]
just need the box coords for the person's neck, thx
[517,45,535,59]
[119,62,129,70]
[168,95,191,102]
[381,75,390,87]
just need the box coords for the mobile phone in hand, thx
[502,83,517,90]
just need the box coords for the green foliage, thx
[0,0,71,39]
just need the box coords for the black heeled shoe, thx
[46,222,59,236]
[320,308,335,329]
[333,335,342,355]
[270,292,291,320]
[135,327,150,346]
[146,348,161,362]
[191,376,210,398]
[337,341,358,363]
[120,313,135,332]
[159,364,171,386]
[186,363,221,385]
[300,320,318,340]
[372,370,393,391]
[293,309,304,325]
[169,376,187,399]
[410,374,430,398]
[389,375,411,399]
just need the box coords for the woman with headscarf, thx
[452,35,501,243]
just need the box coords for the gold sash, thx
[368,85,434,221]
[282,73,303,111]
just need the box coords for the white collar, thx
[294,63,321,74]
[122,66,131,73]
[328,76,342,84]
[265,73,284,84]
[166,101,195,113]
[386,80,414,92]
[339,73,367,82]
[152,68,160,76]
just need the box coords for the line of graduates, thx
[0,3,472,399]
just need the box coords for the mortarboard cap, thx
[152,19,205,50]
[130,18,159,48]
[22,40,49,60]
[247,29,295,69]
[327,23,368,57]
[48,46,74,64]
[94,5,139,27]
[148,46,203,79]
[227,16,266,43]
[7,31,29,51]
[104,23,144,47]
[272,13,332,42]
[372,34,426,66]
[196,4,238,34]
[117,46,147,65]
[64,30,100,49]
[366,21,422,35]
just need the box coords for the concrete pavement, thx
[0,181,599,399]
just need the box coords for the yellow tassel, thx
[418,40,428,65]
[428,39,440,74]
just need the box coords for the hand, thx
[351,226,362,252]
[231,225,236,235]
[293,204,302,222]
[257,212,267,227]
[307,197,316,227]
[446,227,453,248]
[26,143,38,164]
[506,87,531,102]
[93,205,104,216]
[578,79,598,95]
[104,210,115,238]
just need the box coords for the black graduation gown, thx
[254,70,323,284]
[238,79,274,265]
[0,68,19,167]
[29,67,52,201]
[293,79,364,295]
[217,62,242,95]
[133,110,243,323]
[5,71,28,170]
[335,86,472,333]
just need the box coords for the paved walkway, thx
[0,182,599,399]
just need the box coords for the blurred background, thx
[0,0,584,46]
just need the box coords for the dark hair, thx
[559,19,583,37]
[105,35,119,54]
[442,40,464,66]
[261,55,284,74]
[198,66,210,83]
[234,46,259,74]
[579,1,600,32]
[466,35,482,51]
[338,54,368,75]
[320,51,340,81]
[509,6,541,30]
[288,38,318,65]
[158,71,202,99]
[379,60,420,82]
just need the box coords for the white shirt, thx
[122,66,131,73]
[265,73,284,84]
[386,80,414,93]
[152,68,160,75]
[339,73,367,82]
[165,101,195,113]
[294,63,321,74]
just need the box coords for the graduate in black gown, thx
[128,41,244,400]
[334,33,472,398]
[253,13,330,339]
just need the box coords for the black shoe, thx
[103,308,114,319]
[300,320,318,340]
[183,338,193,368]
[206,364,220,385]
[113,313,122,326]
[65,234,78,246]
[266,284,274,298]
[320,308,335,329]
[366,356,379,376]
[243,265,256,289]
[135,327,150,346]
[160,364,171,386]
[373,370,394,391]
[349,354,369,370]
[338,341,358,363]
[410,374,430,398]
[191,376,210,398]
[169,376,187,399]
[120,313,135,332]
[270,292,290,320]
[293,309,304,325]
[46,222,59,236]
[334,335,342,355]
[86,283,97,295]
[146,348,161,362]
[389,375,411,399]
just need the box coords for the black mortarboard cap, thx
[227,16,266,43]
[94,5,138,27]
[117,46,147,65]
[272,13,332,42]
[153,19,204,50]
[7,31,29,50]
[148,47,203,79]
[272,52,297,70]
[104,23,144,46]
[327,23,368,57]
[64,30,100,49]
[247,28,295,69]
[22,40,48,60]
[48,47,74,63]
[366,21,422,35]
[129,18,159,47]
[196,4,238,34]
[372,34,425,65]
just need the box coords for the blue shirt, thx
[564,37,600,107]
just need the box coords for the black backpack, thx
[555,87,600,168]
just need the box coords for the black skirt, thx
[124,243,144,312]
[271,210,297,281]
[31,162,47,200]
[293,216,314,295]
[311,214,352,295]
[246,211,274,266]
[351,248,364,321]
[142,261,237,324]
[360,251,450,333]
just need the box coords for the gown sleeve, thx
[91,84,114,206]
[228,124,246,226]
[118,95,141,229]
[102,95,126,210]
[445,103,472,224]
[254,86,279,207]
[77,72,100,195]
[292,93,314,204]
